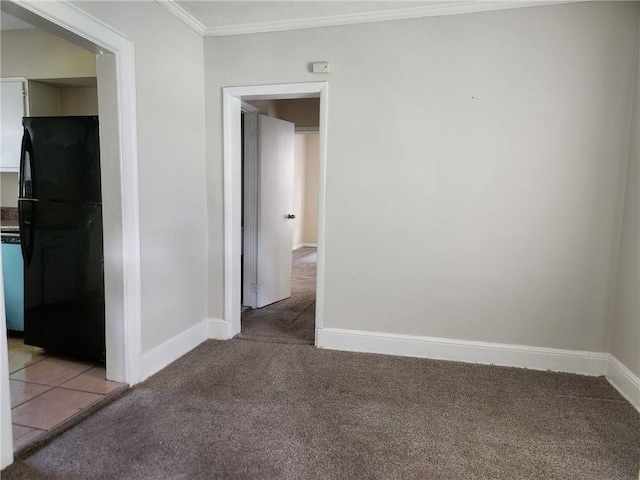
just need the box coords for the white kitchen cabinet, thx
[1,78,28,173]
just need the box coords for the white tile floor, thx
[7,337,124,450]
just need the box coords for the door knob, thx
[286,214,296,219]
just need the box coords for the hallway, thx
[238,247,316,345]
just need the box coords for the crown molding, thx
[156,0,205,37]
[155,0,584,38]
[205,1,580,37]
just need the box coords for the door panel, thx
[256,114,295,308]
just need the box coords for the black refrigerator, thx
[18,116,105,361]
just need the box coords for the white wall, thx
[73,1,208,352]
[303,134,319,245]
[59,87,99,116]
[0,174,19,208]
[28,80,60,116]
[292,134,319,248]
[28,81,99,117]
[205,2,639,352]
[610,33,640,377]
[293,134,306,247]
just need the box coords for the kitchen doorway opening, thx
[1,1,142,467]
[239,99,320,345]
[222,82,328,343]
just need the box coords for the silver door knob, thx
[286,214,296,219]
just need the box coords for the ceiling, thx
[171,0,573,36]
[0,2,576,36]
[177,1,441,29]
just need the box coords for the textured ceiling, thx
[177,1,444,29]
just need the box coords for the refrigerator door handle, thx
[19,127,34,199]
[18,201,34,267]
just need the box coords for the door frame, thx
[223,82,328,340]
[241,103,259,309]
[1,0,142,467]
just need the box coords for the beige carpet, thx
[237,247,316,345]
[3,339,639,479]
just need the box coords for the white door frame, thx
[241,103,259,309]
[223,82,328,339]
[1,0,142,468]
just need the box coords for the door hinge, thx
[250,283,259,293]
[252,128,260,139]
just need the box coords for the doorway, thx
[0,1,142,466]
[222,82,328,343]
[239,99,320,344]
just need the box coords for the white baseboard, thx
[316,328,609,376]
[141,318,233,381]
[293,243,317,250]
[606,355,640,413]
[207,318,232,340]
[141,320,209,381]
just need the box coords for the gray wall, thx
[610,33,640,377]
[204,2,639,355]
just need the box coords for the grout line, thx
[10,363,97,388]
[8,356,49,375]
[11,422,46,432]
[10,385,54,410]
[55,385,109,396]
[58,384,120,395]
[9,378,59,388]
[56,365,101,385]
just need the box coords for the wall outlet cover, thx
[312,62,329,74]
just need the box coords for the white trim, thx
[314,84,329,333]
[242,112,259,309]
[155,0,205,37]
[141,321,208,381]
[223,92,243,337]
[316,328,609,376]
[0,248,12,467]
[207,318,232,340]
[4,2,143,384]
[293,243,318,250]
[223,82,329,338]
[226,82,325,101]
[295,126,319,134]
[606,355,640,413]
[241,101,259,114]
[136,318,233,383]
[205,1,578,37]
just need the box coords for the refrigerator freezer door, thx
[21,200,105,360]
[21,116,101,203]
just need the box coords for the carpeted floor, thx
[3,339,639,480]
[237,247,316,345]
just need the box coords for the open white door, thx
[256,114,295,308]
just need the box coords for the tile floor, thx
[8,337,124,450]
